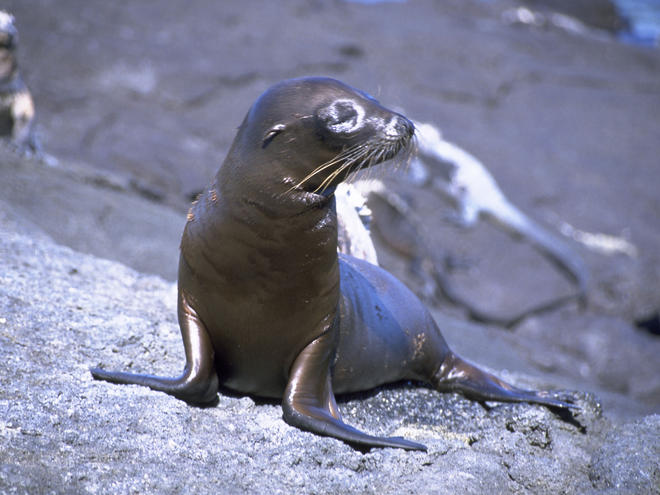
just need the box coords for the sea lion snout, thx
[384,113,414,141]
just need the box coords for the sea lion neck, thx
[204,153,341,264]
[182,169,340,305]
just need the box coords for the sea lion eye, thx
[318,100,365,135]
[262,123,286,148]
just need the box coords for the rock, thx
[521,0,630,32]
[516,311,660,408]
[0,163,656,493]
[0,144,184,281]
[589,415,660,494]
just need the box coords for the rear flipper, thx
[432,353,576,410]
[90,291,219,406]
[283,330,427,451]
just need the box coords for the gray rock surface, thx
[0,222,655,494]
[589,415,660,493]
[0,0,659,493]
[0,144,184,281]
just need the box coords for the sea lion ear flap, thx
[262,123,286,148]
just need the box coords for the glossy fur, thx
[92,78,573,451]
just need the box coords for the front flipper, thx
[433,353,576,410]
[283,330,426,451]
[90,291,219,405]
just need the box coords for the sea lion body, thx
[93,77,572,451]
[334,255,447,393]
[177,188,339,399]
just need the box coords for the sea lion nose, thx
[394,114,414,139]
[385,114,414,139]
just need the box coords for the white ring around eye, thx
[327,100,365,135]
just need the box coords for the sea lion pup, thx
[92,77,573,451]
[0,11,39,154]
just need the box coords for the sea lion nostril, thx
[391,115,414,139]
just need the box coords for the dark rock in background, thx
[0,144,184,280]
[522,0,630,32]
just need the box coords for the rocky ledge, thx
[0,149,658,495]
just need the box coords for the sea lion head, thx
[225,77,414,197]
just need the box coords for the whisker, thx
[286,132,414,196]
[316,143,376,193]
[317,161,352,193]
[290,142,366,192]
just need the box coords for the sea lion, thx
[0,11,39,154]
[91,77,573,451]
